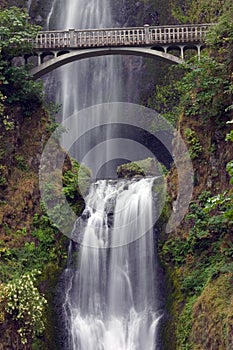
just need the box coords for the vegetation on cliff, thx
[0,6,85,349]
[155,1,233,349]
[0,1,233,349]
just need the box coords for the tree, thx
[0,7,42,107]
[0,6,40,59]
[170,0,231,24]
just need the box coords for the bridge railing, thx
[31,24,214,50]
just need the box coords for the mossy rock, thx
[191,273,233,350]
[117,157,162,179]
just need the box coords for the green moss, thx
[191,273,233,349]
[117,157,161,178]
[176,295,196,350]
[35,262,67,350]
[160,266,183,349]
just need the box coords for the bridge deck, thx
[31,24,213,50]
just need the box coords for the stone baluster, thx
[171,27,174,42]
[51,33,54,47]
[84,32,87,47]
[88,32,91,46]
[109,30,112,45]
[175,27,178,41]
[195,26,198,41]
[48,33,51,47]
[144,24,150,44]
[141,29,144,44]
[135,30,139,44]
[59,32,63,47]
[168,28,171,43]
[69,29,75,47]
[181,27,184,42]
[79,32,82,47]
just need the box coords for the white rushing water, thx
[45,0,163,348]
[55,0,122,118]
[46,0,141,177]
[63,178,163,349]
[47,0,121,129]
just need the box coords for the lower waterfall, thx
[60,177,163,350]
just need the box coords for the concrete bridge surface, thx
[21,23,213,79]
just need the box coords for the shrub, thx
[0,270,47,345]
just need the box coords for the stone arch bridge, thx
[23,24,213,79]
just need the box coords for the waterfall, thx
[44,0,164,348]
[27,0,32,12]
[55,0,121,117]
[45,0,142,177]
[62,178,163,349]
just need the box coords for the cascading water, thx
[46,0,142,177]
[44,0,164,348]
[61,178,163,349]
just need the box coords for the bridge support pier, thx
[180,45,184,60]
[197,45,201,61]
[37,54,41,66]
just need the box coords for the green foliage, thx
[0,92,14,129]
[0,164,7,187]
[153,1,233,129]
[184,128,203,159]
[176,296,196,350]
[0,7,42,107]
[171,0,229,24]
[14,154,28,171]
[225,126,233,184]
[226,161,233,184]
[0,204,67,281]
[177,56,230,120]
[148,76,181,126]
[44,102,62,133]
[0,7,40,59]
[206,4,233,59]
[4,66,43,107]
[2,114,14,130]
[161,190,233,280]
[117,161,145,178]
[0,157,87,344]
[158,4,233,348]
[148,65,185,126]
[63,160,91,200]
[161,189,233,348]
[149,55,231,125]
[0,270,47,345]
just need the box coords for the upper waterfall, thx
[45,0,142,178]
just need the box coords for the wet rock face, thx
[111,0,174,27]
[3,0,27,8]
[3,0,53,27]
[28,0,54,27]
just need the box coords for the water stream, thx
[46,0,142,177]
[62,178,163,349]
[45,0,164,348]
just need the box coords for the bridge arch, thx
[30,47,183,80]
